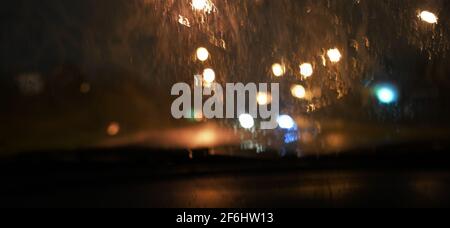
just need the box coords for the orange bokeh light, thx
[107,122,120,136]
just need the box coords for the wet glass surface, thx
[1,0,450,157]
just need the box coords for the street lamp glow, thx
[196,47,209,62]
[300,63,314,78]
[327,48,342,63]
[419,11,438,24]
[239,114,255,129]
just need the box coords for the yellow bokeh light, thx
[291,85,306,99]
[80,82,91,94]
[203,68,216,83]
[300,63,314,78]
[419,11,438,24]
[196,47,209,62]
[272,63,285,77]
[327,48,342,63]
[257,92,272,105]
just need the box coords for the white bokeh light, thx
[239,114,255,129]
[196,47,209,62]
[192,0,208,10]
[327,48,342,63]
[300,63,313,78]
[419,11,438,24]
[277,115,296,129]
[203,68,216,83]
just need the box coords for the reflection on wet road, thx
[3,168,450,208]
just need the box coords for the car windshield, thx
[1,0,450,157]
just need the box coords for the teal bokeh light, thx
[374,84,398,104]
